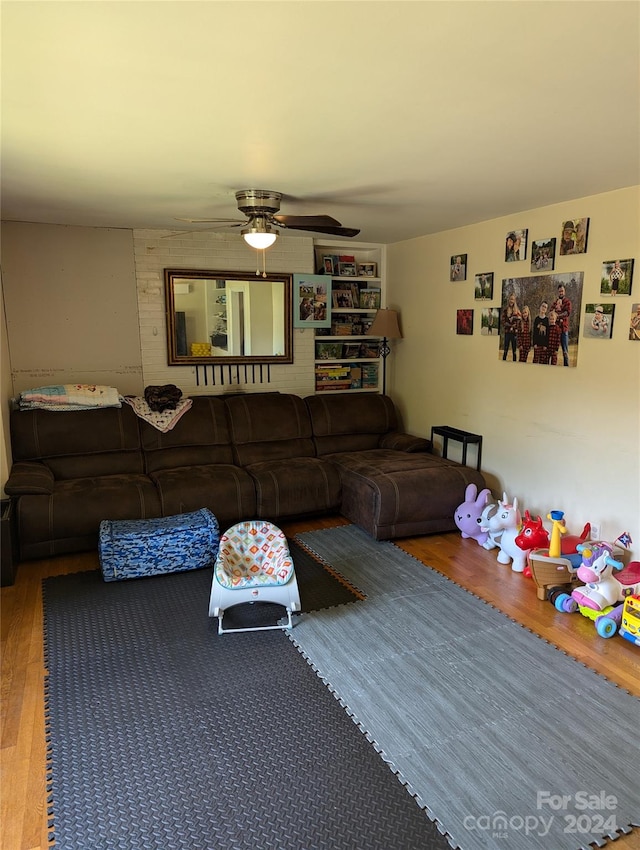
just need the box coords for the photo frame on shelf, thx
[559,217,589,255]
[600,258,634,297]
[338,261,357,277]
[583,304,614,339]
[474,272,494,300]
[358,262,377,277]
[293,274,331,328]
[450,254,467,281]
[530,238,556,272]
[332,289,354,308]
[359,288,381,309]
[321,255,337,275]
[316,341,344,360]
[505,229,528,262]
[456,309,474,335]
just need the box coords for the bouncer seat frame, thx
[208,520,300,634]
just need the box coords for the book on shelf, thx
[349,364,363,389]
[341,342,361,358]
[360,341,381,358]
[315,364,350,378]
[361,362,379,388]
[316,381,353,392]
[315,363,353,392]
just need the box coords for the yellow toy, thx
[547,510,568,558]
[620,594,640,646]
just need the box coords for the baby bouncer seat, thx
[208,521,301,634]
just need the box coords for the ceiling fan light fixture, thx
[241,216,279,250]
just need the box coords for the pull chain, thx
[255,249,268,278]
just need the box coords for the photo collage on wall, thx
[449,214,636,354]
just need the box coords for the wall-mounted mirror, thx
[164,269,293,365]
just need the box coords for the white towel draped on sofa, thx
[122,396,192,432]
[18,384,122,410]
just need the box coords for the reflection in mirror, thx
[164,269,293,365]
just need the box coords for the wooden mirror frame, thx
[164,268,293,365]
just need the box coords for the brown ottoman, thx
[327,449,487,540]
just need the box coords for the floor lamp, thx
[368,308,402,395]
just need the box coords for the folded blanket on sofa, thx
[123,396,192,432]
[19,384,122,410]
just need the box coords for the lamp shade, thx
[241,217,279,250]
[369,308,402,339]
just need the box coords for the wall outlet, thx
[590,522,601,540]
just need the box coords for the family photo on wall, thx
[499,273,584,366]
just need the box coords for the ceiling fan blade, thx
[174,217,245,224]
[282,223,361,238]
[273,214,343,228]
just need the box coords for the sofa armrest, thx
[379,432,432,453]
[4,462,55,495]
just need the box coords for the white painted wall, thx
[2,189,638,550]
[132,229,315,395]
[388,186,640,547]
[2,222,142,394]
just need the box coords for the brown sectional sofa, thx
[5,392,486,561]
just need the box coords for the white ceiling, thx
[2,1,639,245]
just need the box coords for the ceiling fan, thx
[174,189,360,249]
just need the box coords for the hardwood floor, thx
[2,517,639,850]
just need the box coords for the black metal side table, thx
[430,426,483,471]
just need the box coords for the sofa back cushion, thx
[9,405,144,478]
[225,393,315,466]
[141,396,233,472]
[305,393,399,455]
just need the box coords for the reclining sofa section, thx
[6,392,486,560]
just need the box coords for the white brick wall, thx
[133,229,316,397]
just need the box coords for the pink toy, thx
[481,493,525,572]
[454,484,493,546]
[570,544,640,611]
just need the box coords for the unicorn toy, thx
[570,543,640,611]
[481,493,525,571]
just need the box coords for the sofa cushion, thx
[327,449,487,540]
[150,464,257,531]
[9,406,144,478]
[225,393,315,466]
[244,457,341,520]
[4,461,54,495]
[15,473,162,560]
[306,394,401,454]
[141,396,234,472]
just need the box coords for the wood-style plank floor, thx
[2,516,639,850]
